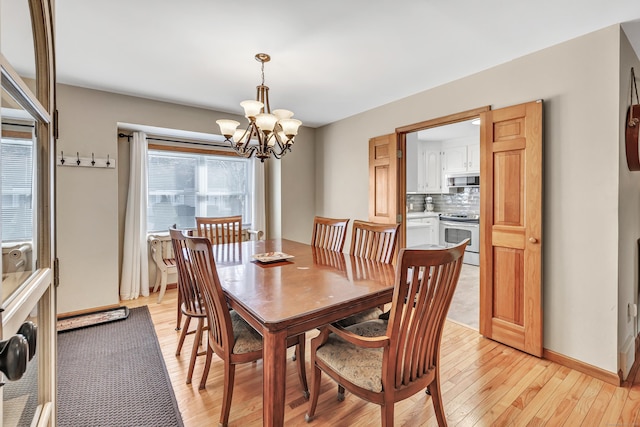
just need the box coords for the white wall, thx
[56,84,315,314]
[315,25,631,374]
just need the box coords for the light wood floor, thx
[124,290,640,426]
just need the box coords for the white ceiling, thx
[2,1,640,129]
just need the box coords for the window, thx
[147,149,253,232]
[1,130,35,242]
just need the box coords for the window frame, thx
[146,143,254,233]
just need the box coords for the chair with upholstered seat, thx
[311,216,349,252]
[335,220,400,327]
[185,235,309,427]
[305,240,468,427]
[169,227,207,384]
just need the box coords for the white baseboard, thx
[619,334,635,380]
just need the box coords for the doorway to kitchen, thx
[404,118,480,330]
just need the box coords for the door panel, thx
[480,100,543,357]
[369,134,397,224]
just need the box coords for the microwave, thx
[446,173,480,188]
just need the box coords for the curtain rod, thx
[117,132,229,149]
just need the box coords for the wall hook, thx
[91,153,96,166]
[76,152,81,166]
[60,151,65,165]
[106,154,111,167]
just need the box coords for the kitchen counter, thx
[407,211,440,219]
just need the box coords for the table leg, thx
[263,328,287,427]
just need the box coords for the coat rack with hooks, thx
[56,151,115,169]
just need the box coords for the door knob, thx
[18,321,36,361]
[529,237,538,243]
[0,321,37,386]
[0,334,28,383]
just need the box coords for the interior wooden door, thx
[479,100,543,357]
[369,134,398,224]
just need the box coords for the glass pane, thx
[148,153,197,231]
[1,87,37,305]
[1,0,37,87]
[3,309,38,426]
[147,150,252,232]
[203,157,250,219]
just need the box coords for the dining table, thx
[213,238,396,427]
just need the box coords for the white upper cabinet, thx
[424,145,441,193]
[442,138,480,175]
[442,145,468,173]
[467,142,480,172]
[407,136,442,194]
[406,134,419,192]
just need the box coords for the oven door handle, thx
[439,221,479,229]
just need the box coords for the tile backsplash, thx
[407,188,479,214]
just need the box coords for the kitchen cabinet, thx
[442,145,467,174]
[406,215,439,247]
[406,137,419,192]
[424,148,441,193]
[442,141,480,175]
[467,143,480,172]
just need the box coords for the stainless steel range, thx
[439,213,479,265]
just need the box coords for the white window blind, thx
[147,149,252,232]
[1,136,34,242]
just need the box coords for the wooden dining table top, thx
[213,238,397,333]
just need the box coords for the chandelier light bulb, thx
[255,113,278,133]
[273,109,294,121]
[240,100,264,119]
[279,119,302,137]
[232,129,246,144]
[216,119,240,138]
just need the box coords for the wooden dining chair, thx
[305,240,469,427]
[169,227,207,385]
[335,220,401,327]
[349,220,400,264]
[195,215,243,244]
[311,216,349,252]
[184,235,309,427]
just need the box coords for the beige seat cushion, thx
[316,320,388,392]
[335,307,383,327]
[230,310,263,354]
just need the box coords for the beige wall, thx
[56,84,315,314]
[315,25,635,374]
[617,29,640,377]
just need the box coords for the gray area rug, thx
[58,306,184,427]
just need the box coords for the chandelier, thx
[216,53,302,162]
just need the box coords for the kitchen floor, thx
[447,263,479,329]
